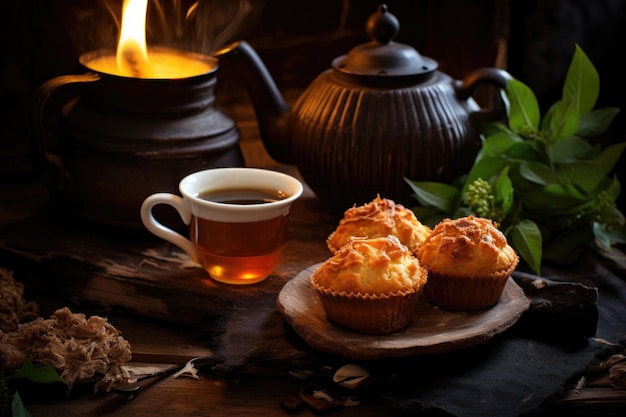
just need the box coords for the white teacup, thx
[141,168,303,285]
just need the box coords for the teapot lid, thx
[332,4,437,82]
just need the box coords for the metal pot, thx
[34,47,244,229]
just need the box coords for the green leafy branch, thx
[1,360,67,417]
[406,45,626,275]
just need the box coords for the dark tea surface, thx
[197,188,287,205]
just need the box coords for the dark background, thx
[1,0,625,206]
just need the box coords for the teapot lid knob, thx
[366,4,398,44]
[332,4,437,82]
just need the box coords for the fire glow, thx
[85,0,213,79]
[117,0,151,77]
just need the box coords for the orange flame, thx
[116,0,151,77]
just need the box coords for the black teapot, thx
[217,4,511,214]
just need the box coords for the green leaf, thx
[602,175,623,202]
[518,183,589,214]
[598,202,625,228]
[594,222,626,250]
[506,140,547,162]
[508,220,542,274]
[492,168,514,213]
[463,157,509,193]
[410,206,448,228]
[518,161,560,185]
[506,79,541,136]
[593,142,626,174]
[405,180,460,214]
[555,142,626,191]
[12,390,33,417]
[453,206,475,219]
[4,360,67,386]
[542,223,594,264]
[548,136,592,163]
[577,107,620,138]
[563,45,599,115]
[541,96,580,142]
[479,131,523,159]
[538,45,601,144]
[555,160,606,192]
[481,121,515,138]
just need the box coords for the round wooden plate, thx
[276,263,531,360]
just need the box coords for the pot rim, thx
[79,46,218,81]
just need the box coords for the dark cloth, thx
[374,252,626,417]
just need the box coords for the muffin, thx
[326,196,431,254]
[311,235,428,334]
[416,216,519,311]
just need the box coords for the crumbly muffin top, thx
[326,196,431,253]
[416,216,518,276]
[312,235,428,295]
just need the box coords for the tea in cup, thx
[140,168,303,285]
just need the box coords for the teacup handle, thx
[140,193,198,262]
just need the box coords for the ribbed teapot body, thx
[290,69,480,214]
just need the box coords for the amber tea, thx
[141,168,303,285]
[191,214,287,284]
[192,188,289,283]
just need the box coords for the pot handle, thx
[32,72,101,189]
[455,67,512,121]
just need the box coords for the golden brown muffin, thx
[312,235,428,334]
[326,196,431,254]
[416,216,519,311]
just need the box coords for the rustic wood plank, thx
[0,185,338,372]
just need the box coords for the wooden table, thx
[2,98,625,417]
[0,98,389,416]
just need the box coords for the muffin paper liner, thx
[312,284,421,334]
[423,262,518,311]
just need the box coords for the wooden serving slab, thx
[276,263,531,360]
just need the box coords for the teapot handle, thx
[455,67,512,121]
[32,72,101,190]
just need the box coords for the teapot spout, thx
[216,41,293,164]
